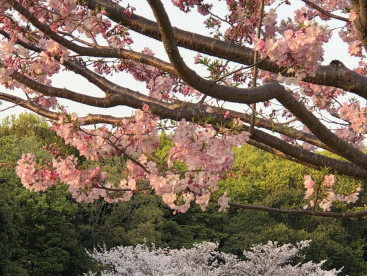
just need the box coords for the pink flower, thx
[324,174,335,187]
[254,40,265,52]
[142,104,149,111]
[304,175,315,189]
[194,53,202,64]
[304,175,315,199]
[218,192,230,212]
[223,111,231,119]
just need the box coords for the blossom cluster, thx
[259,20,330,80]
[51,109,160,161]
[15,152,58,192]
[0,0,134,109]
[16,152,130,203]
[339,102,367,134]
[172,0,212,15]
[299,82,345,112]
[303,174,360,211]
[121,117,249,212]
[16,108,249,212]
[16,108,160,203]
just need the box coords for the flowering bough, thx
[0,0,366,215]
[303,174,361,212]
[16,108,248,211]
[85,241,342,275]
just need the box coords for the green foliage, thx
[74,192,227,252]
[1,113,367,275]
[0,135,51,163]
[0,114,94,275]
[215,144,367,275]
[0,168,93,275]
[0,113,49,138]
[217,144,309,203]
[154,131,174,161]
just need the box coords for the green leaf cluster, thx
[216,144,367,275]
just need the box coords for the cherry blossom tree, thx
[1,0,367,215]
[85,240,342,275]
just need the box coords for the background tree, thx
[0,113,95,275]
[85,240,342,276]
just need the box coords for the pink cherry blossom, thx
[5,0,367,215]
[218,192,230,212]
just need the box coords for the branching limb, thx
[300,0,349,22]
[228,202,367,217]
[0,92,59,120]
[250,0,265,135]
[2,77,365,179]
[86,0,367,100]
[2,2,286,105]
[146,0,285,104]
[276,91,367,171]
[146,0,367,171]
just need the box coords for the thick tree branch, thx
[247,140,319,169]
[85,0,367,101]
[146,0,286,104]
[147,0,367,172]
[4,0,367,179]
[276,91,367,171]
[228,202,367,217]
[5,74,367,179]
[222,109,331,150]
[301,0,349,22]
[352,0,367,51]
[247,127,367,179]
[0,92,126,124]
[5,0,287,105]
[1,28,330,152]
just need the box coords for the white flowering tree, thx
[85,241,342,276]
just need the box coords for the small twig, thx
[208,11,231,25]
[0,102,23,112]
[75,123,150,173]
[106,136,151,173]
[198,94,207,105]
[228,202,367,217]
[59,31,99,48]
[272,117,298,125]
[213,57,267,84]
[250,0,265,135]
[96,184,151,192]
[0,95,44,112]
[300,0,349,22]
